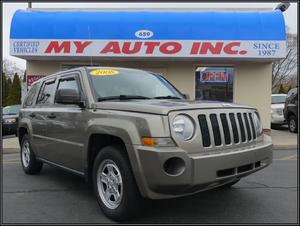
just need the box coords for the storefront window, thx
[195,67,234,102]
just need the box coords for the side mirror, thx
[55,89,85,107]
[182,93,190,100]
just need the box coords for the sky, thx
[2,2,298,70]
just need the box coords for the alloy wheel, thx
[97,159,123,209]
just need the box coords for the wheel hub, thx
[22,141,30,167]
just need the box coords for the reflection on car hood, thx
[92,99,255,115]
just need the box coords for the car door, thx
[30,78,57,158]
[42,72,86,172]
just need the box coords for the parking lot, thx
[2,144,298,223]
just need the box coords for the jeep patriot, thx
[18,67,273,221]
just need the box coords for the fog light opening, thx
[163,157,185,176]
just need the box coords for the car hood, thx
[92,99,255,115]
[271,103,285,109]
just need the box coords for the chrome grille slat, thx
[216,114,226,146]
[198,114,211,147]
[243,112,252,141]
[210,114,222,146]
[249,113,257,140]
[237,113,246,142]
[220,113,231,145]
[229,113,239,143]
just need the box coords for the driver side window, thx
[54,76,80,104]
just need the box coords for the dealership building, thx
[10,7,287,131]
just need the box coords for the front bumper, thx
[271,113,286,124]
[2,123,18,135]
[135,134,273,199]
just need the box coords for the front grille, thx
[198,111,258,149]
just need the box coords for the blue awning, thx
[11,10,286,40]
[10,9,287,61]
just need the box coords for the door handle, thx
[29,113,36,118]
[47,113,56,119]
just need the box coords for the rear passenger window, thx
[24,83,38,107]
[36,79,56,105]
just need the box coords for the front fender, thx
[84,117,151,197]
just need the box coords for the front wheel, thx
[93,145,144,221]
[288,115,298,133]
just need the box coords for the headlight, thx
[272,108,283,115]
[253,112,263,136]
[4,118,16,123]
[172,115,195,141]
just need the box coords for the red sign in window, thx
[200,71,228,83]
[27,75,44,89]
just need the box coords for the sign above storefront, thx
[10,40,286,59]
[10,10,287,60]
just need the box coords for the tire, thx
[218,179,240,189]
[20,134,43,174]
[288,115,298,133]
[92,145,144,221]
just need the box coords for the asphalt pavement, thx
[2,149,298,224]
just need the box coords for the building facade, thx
[10,8,287,131]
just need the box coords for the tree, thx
[6,77,13,106]
[8,73,21,105]
[272,31,297,92]
[2,72,9,106]
[2,58,25,80]
[278,84,286,94]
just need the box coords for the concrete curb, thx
[2,148,20,155]
[272,145,298,150]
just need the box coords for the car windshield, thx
[272,95,287,104]
[88,68,184,101]
[2,105,21,115]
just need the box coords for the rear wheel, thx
[20,134,43,174]
[93,145,144,221]
[288,115,298,133]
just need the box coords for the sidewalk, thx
[2,136,20,154]
[2,129,298,154]
[271,129,298,150]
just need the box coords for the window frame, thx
[23,82,40,108]
[35,77,57,107]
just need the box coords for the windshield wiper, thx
[98,95,151,102]
[153,95,182,99]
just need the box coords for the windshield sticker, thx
[90,69,119,76]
